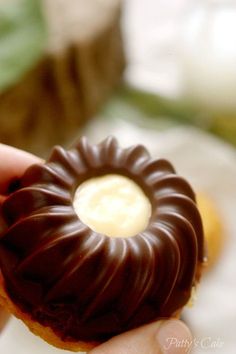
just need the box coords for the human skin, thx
[0,144,193,353]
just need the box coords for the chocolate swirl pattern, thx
[0,136,205,342]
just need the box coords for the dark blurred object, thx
[0,0,125,156]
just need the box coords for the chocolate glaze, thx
[0,136,205,342]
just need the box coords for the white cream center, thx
[73,174,151,238]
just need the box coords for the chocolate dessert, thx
[0,136,205,351]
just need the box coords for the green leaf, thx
[0,0,47,92]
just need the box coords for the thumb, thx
[88,319,192,354]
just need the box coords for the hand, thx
[88,319,192,354]
[0,144,42,332]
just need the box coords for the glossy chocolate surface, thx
[0,137,205,342]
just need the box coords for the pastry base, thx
[0,305,10,332]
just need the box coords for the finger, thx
[0,144,42,195]
[89,319,192,354]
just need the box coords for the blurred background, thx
[0,0,236,154]
[0,0,236,353]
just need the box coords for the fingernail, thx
[156,319,192,353]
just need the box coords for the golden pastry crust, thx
[0,305,10,332]
[197,193,224,269]
[0,275,98,352]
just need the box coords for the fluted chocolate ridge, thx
[0,136,205,342]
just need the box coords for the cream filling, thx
[73,174,151,238]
